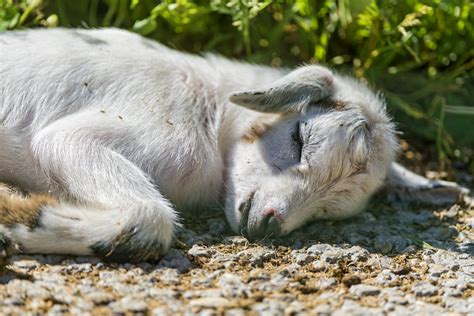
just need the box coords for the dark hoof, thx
[0,234,15,267]
[91,229,166,263]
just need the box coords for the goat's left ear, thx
[229,65,334,113]
[384,162,470,205]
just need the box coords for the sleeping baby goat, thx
[0,28,469,262]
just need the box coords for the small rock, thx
[346,246,369,262]
[189,297,230,308]
[318,278,338,290]
[239,248,277,267]
[443,205,460,218]
[280,264,301,277]
[307,244,333,255]
[226,308,246,316]
[350,284,381,296]
[157,268,180,285]
[382,302,395,312]
[375,270,398,286]
[2,297,25,306]
[443,297,474,314]
[223,236,249,246]
[157,248,193,273]
[429,263,447,277]
[391,265,412,275]
[347,233,371,245]
[260,274,290,292]
[333,300,381,316]
[187,245,214,258]
[373,235,410,254]
[373,236,393,254]
[251,299,285,314]
[218,273,248,298]
[341,274,361,287]
[12,260,40,270]
[321,249,345,263]
[148,288,178,299]
[309,260,327,272]
[87,292,114,305]
[110,297,148,313]
[65,263,93,273]
[388,295,408,305]
[421,226,457,241]
[98,271,117,281]
[443,287,462,297]
[292,251,314,265]
[313,303,332,315]
[359,212,377,223]
[412,281,438,297]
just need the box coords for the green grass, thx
[1,0,473,172]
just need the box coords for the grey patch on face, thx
[71,31,107,45]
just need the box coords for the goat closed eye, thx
[291,121,303,162]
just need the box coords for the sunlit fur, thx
[0,28,468,260]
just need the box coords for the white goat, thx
[0,28,468,262]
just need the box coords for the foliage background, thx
[1,0,473,173]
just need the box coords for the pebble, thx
[87,292,115,305]
[309,259,327,272]
[157,268,180,285]
[307,244,334,255]
[420,226,457,241]
[291,251,314,265]
[412,281,439,297]
[375,269,398,286]
[341,274,361,287]
[187,245,214,258]
[350,284,381,296]
[443,297,474,314]
[318,278,338,290]
[218,273,249,298]
[223,236,249,246]
[189,297,230,308]
[109,297,148,313]
[373,235,410,254]
[313,303,332,315]
[333,300,381,316]
[239,248,277,267]
[156,248,193,273]
[429,263,447,277]
[12,259,40,270]
[346,246,369,262]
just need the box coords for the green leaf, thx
[132,16,157,35]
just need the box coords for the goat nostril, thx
[262,207,277,218]
[258,208,282,237]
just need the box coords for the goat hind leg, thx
[5,117,178,262]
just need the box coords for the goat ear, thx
[229,65,334,113]
[384,162,470,205]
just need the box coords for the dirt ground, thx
[0,145,473,315]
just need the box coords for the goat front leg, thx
[385,162,470,205]
[1,115,178,262]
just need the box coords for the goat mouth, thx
[238,191,255,236]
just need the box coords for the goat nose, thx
[249,208,282,239]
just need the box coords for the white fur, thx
[0,28,468,260]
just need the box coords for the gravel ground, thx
[1,194,473,315]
